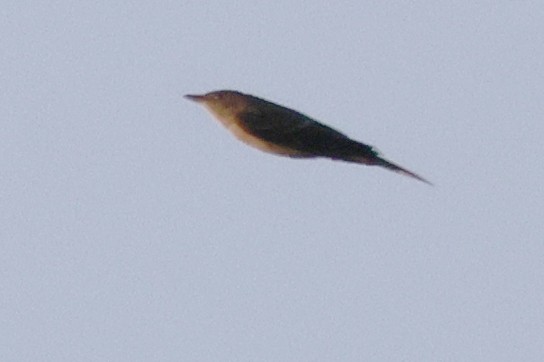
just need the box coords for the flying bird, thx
[185,90,431,185]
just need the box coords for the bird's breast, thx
[207,110,311,157]
[226,122,308,157]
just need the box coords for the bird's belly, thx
[227,123,309,157]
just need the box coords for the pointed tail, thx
[333,141,432,185]
[373,156,433,185]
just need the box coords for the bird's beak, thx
[184,94,206,102]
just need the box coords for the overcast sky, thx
[2,1,544,361]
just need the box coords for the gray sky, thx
[2,1,543,361]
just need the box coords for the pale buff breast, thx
[226,122,309,157]
[205,106,311,158]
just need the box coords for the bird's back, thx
[238,95,377,160]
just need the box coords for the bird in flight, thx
[185,90,431,185]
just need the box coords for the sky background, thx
[2,1,544,361]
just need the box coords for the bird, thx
[185,90,431,185]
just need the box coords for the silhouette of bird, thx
[185,90,431,185]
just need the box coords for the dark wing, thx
[238,103,376,159]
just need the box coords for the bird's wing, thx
[238,106,376,158]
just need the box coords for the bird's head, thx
[185,90,250,120]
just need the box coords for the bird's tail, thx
[373,156,432,185]
[347,153,432,185]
